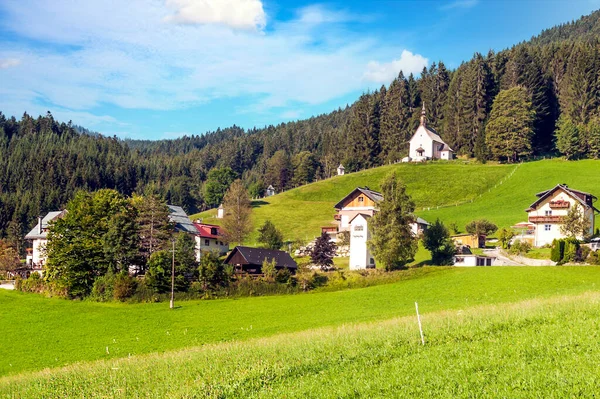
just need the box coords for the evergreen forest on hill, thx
[1,10,600,240]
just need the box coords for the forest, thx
[1,10,600,242]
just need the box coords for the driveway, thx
[484,248,556,266]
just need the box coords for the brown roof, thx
[334,187,383,209]
[224,246,297,269]
[527,184,598,212]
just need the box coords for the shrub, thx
[551,239,566,263]
[113,273,137,301]
[576,246,591,263]
[563,238,580,263]
[588,251,600,265]
[91,272,115,302]
[275,268,292,284]
[509,240,531,256]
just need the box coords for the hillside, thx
[2,271,600,396]
[193,159,600,243]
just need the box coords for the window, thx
[545,210,552,216]
[544,225,551,231]
[358,196,364,203]
[210,227,218,235]
[204,239,210,246]
[354,225,363,232]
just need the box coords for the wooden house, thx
[451,233,486,249]
[224,246,297,275]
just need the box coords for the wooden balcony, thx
[549,200,570,209]
[528,215,564,223]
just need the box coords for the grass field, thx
[2,292,600,398]
[191,159,600,245]
[2,266,600,377]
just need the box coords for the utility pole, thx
[170,239,175,309]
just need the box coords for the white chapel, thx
[405,104,454,162]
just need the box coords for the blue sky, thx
[0,0,598,140]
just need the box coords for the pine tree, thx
[555,116,583,160]
[257,220,284,250]
[485,86,536,162]
[586,118,600,159]
[380,72,410,162]
[368,172,417,270]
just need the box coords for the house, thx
[405,104,453,162]
[223,246,297,275]
[194,222,229,261]
[266,185,276,197]
[349,214,376,269]
[411,217,430,236]
[216,204,225,219]
[330,187,429,269]
[453,246,496,267]
[24,210,66,270]
[590,237,600,251]
[451,234,486,249]
[337,164,345,176]
[525,184,598,247]
[334,187,383,231]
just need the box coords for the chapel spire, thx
[420,102,427,127]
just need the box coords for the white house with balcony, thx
[524,184,598,247]
[405,104,454,162]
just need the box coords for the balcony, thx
[528,215,564,223]
[549,200,570,209]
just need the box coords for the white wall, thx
[349,215,375,270]
[195,236,229,261]
[409,126,434,159]
[32,239,47,266]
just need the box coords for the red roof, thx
[193,222,223,239]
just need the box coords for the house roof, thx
[24,211,66,240]
[527,184,598,212]
[349,213,372,224]
[334,187,384,209]
[194,222,223,239]
[168,205,198,234]
[338,164,345,169]
[224,246,297,269]
[415,217,430,225]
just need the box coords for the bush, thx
[563,238,580,263]
[509,240,531,256]
[588,251,600,265]
[15,273,47,294]
[113,273,137,301]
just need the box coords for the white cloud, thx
[363,50,428,84]
[0,58,21,69]
[0,0,425,130]
[164,0,266,30]
[439,0,478,10]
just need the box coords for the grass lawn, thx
[191,161,512,244]
[2,266,600,377]
[526,247,553,260]
[3,292,600,398]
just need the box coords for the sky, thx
[0,0,598,140]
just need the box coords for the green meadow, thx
[3,291,600,398]
[2,266,600,378]
[192,159,600,244]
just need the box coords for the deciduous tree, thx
[221,180,252,245]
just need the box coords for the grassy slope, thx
[2,266,600,376]
[421,159,600,230]
[192,161,513,244]
[192,159,600,244]
[3,292,600,398]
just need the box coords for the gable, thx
[334,187,383,210]
[527,185,596,212]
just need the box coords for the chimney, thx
[38,216,43,235]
